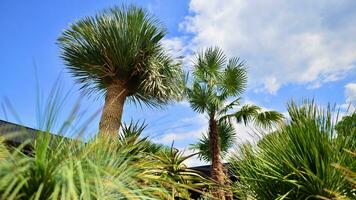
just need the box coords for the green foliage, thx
[221,104,284,129]
[0,137,8,160]
[58,5,184,107]
[187,47,283,161]
[0,133,170,199]
[0,79,205,199]
[118,120,164,154]
[191,122,236,162]
[335,113,356,138]
[0,128,208,199]
[152,146,211,199]
[230,100,356,199]
[187,47,247,115]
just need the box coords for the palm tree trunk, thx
[99,83,127,139]
[224,172,234,200]
[209,116,226,200]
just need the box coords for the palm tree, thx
[187,47,284,199]
[58,5,184,138]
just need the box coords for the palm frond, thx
[218,97,241,116]
[191,121,236,162]
[219,57,247,97]
[254,110,284,129]
[119,121,164,154]
[187,82,212,113]
[193,47,226,85]
[225,104,261,125]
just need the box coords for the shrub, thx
[0,132,171,199]
[230,100,356,199]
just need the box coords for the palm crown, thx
[58,5,183,106]
[58,5,184,137]
[188,47,247,116]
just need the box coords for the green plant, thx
[1,134,177,199]
[191,121,236,162]
[151,146,211,199]
[186,47,283,199]
[0,79,184,199]
[335,113,356,138]
[0,89,171,199]
[118,120,164,154]
[58,5,184,138]
[230,100,356,199]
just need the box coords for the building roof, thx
[0,120,40,145]
[190,163,233,178]
[0,119,68,150]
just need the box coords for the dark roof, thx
[190,163,231,177]
[0,120,40,145]
[0,119,68,148]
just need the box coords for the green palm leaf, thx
[191,121,236,162]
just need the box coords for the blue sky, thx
[1,0,355,165]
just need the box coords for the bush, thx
[230,100,356,199]
[0,133,168,199]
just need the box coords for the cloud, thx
[161,36,194,70]
[161,37,185,57]
[341,82,356,111]
[153,114,208,145]
[180,0,356,94]
[152,114,208,167]
[157,129,203,144]
[345,83,356,104]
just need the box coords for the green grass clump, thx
[230,100,355,199]
[0,133,168,199]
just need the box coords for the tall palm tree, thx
[187,47,284,199]
[58,5,184,138]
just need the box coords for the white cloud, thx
[255,76,280,94]
[341,82,356,111]
[177,99,190,107]
[161,36,194,69]
[157,129,203,144]
[153,114,208,145]
[151,114,208,167]
[180,0,356,94]
[345,83,356,103]
[162,37,185,56]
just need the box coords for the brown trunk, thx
[224,169,234,200]
[209,116,226,200]
[99,83,127,139]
